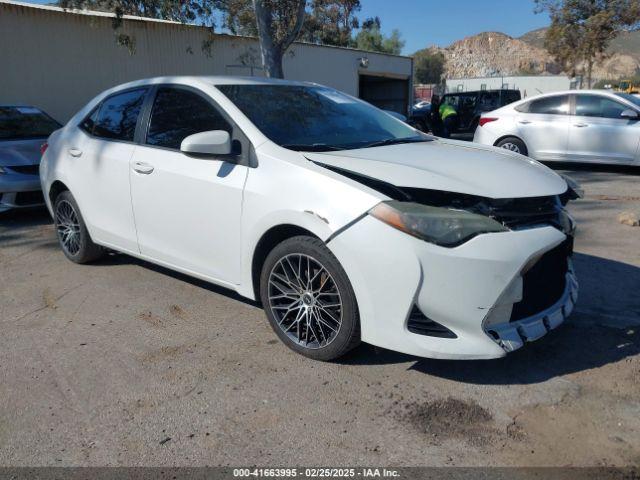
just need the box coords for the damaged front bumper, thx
[487,266,578,353]
[328,214,577,360]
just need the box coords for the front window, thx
[217,84,428,151]
[615,93,640,109]
[146,87,232,150]
[0,106,60,141]
[575,94,629,119]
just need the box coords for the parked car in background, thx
[41,76,579,362]
[408,102,431,132]
[440,89,521,134]
[1,106,60,212]
[474,90,640,165]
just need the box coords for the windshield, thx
[615,93,640,108]
[0,107,60,141]
[217,84,430,151]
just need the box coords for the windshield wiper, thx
[281,143,345,152]
[361,137,431,149]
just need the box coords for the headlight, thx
[560,173,584,199]
[369,201,508,247]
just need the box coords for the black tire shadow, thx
[97,251,260,309]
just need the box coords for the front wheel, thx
[259,236,360,361]
[496,137,528,156]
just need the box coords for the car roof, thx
[105,75,317,91]
[445,89,519,95]
[520,89,629,99]
[494,88,640,113]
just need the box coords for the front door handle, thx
[133,161,154,174]
[574,123,589,128]
[69,148,83,157]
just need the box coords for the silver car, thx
[473,90,640,166]
[0,106,60,212]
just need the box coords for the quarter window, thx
[92,89,147,141]
[519,95,570,115]
[146,87,232,150]
[576,95,630,119]
[80,106,99,134]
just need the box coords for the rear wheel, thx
[54,190,104,263]
[496,137,528,156]
[259,236,360,361]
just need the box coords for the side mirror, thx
[180,130,231,156]
[620,109,639,120]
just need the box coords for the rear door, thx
[567,93,640,164]
[515,94,571,161]
[70,88,148,252]
[129,85,248,284]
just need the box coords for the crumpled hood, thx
[0,139,44,167]
[306,139,567,199]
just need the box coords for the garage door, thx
[359,74,410,116]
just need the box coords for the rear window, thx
[516,95,570,115]
[90,88,147,142]
[0,106,60,140]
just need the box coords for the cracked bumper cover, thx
[328,214,577,360]
[488,266,578,353]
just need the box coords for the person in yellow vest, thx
[439,98,458,138]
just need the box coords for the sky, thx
[359,0,551,54]
[21,0,551,55]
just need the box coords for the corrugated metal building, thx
[0,0,413,121]
[446,75,577,98]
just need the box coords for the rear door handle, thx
[133,161,154,174]
[574,123,589,128]
[518,120,532,125]
[69,148,83,157]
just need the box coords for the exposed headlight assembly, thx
[369,200,508,248]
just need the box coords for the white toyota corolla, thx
[41,76,580,361]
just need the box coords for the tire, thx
[496,137,528,156]
[259,235,360,361]
[53,190,104,264]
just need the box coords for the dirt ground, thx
[0,165,638,467]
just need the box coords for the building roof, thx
[1,0,411,59]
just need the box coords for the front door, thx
[567,94,640,164]
[129,86,247,284]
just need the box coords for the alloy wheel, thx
[267,253,343,349]
[500,142,521,153]
[55,200,81,256]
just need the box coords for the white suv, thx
[41,76,580,361]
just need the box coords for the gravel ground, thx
[0,165,638,467]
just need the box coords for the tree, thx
[536,0,640,87]
[252,0,307,78]
[300,0,361,47]
[354,16,404,55]
[413,48,445,84]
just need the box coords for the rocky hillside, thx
[519,27,640,80]
[433,31,559,78]
[430,29,640,81]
